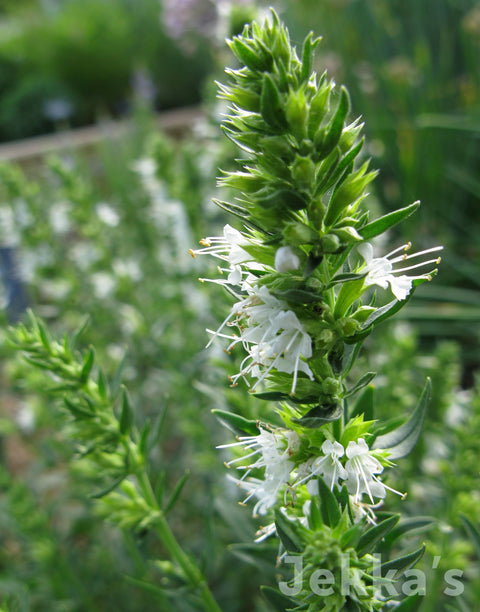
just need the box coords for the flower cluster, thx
[194,11,442,609]
[221,428,402,519]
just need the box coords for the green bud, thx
[308,197,326,229]
[319,233,341,253]
[283,221,318,245]
[307,82,332,139]
[321,377,341,396]
[317,329,336,348]
[290,155,316,190]
[352,306,376,324]
[324,161,377,227]
[337,317,359,337]
[338,117,364,152]
[229,37,272,72]
[286,89,308,141]
[332,226,362,243]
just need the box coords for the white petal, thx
[275,246,300,272]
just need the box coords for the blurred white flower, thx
[91,272,116,299]
[49,201,71,235]
[113,258,142,282]
[96,202,120,227]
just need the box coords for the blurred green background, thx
[0,0,479,610]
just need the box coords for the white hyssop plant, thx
[191,9,444,611]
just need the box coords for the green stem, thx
[136,470,222,612]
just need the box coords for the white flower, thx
[310,440,348,490]
[190,224,262,288]
[190,224,252,265]
[275,246,300,272]
[208,285,314,394]
[296,440,348,494]
[219,427,298,516]
[344,438,403,503]
[358,242,443,301]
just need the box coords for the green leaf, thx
[80,346,95,384]
[261,585,298,612]
[274,509,304,553]
[63,396,96,419]
[164,471,190,515]
[110,350,127,398]
[316,478,341,527]
[393,594,422,611]
[292,402,342,428]
[326,272,366,289]
[345,277,431,344]
[359,201,420,240]
[357,514,400,557]
[212,409,260,436]
[380,545,425,577]
[384,516,435,548]
[307,497,323,531]
[72,315,90,348]
[349,385,374,420]
[260,73,287,131]
[97,369,109,400]
[253,391,288,401]
[90,474,126,499]
[319,86,350,158]
[373,378,431,459]
[344,372,376,399]
[460,514,480,558]
[300,31,321,84]
[212,199,250,221]
[339,522,363,550]
[138,419,151,458]
[274,288,323,304]
[119,387,133,435]
[230,38,270,72]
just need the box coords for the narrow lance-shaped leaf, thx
[344,372,376,399]
[349,385,374,420]
[380,545,426,577]
[357,514,400,557]
[316,477,341,527]
[212,409,260,436]
[393,594,422,611]
[80,346,95,384]
[359,201,420,240]
[383,516,435,548]
[260,586,299,612]
[345,276,433,344]
[274,509,304,553]
[319,86,350,158]
[292,402,343,428]
[373,378,431,460]
[164,471,190,515]
[261,73,287,131]
[119,386,134,435]
[460,514,480,559]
